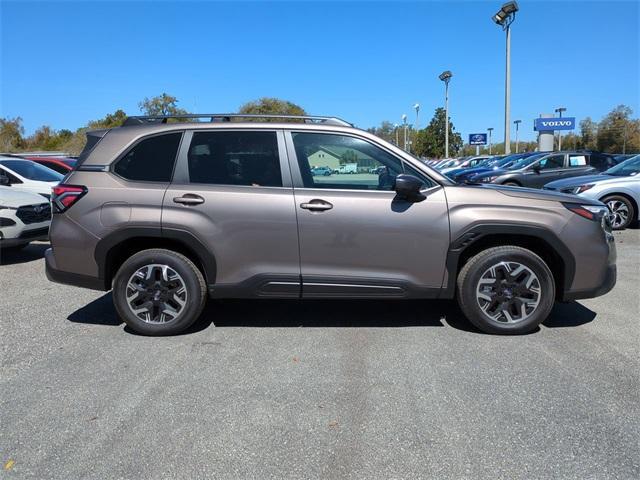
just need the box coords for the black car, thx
[470,151,618,188]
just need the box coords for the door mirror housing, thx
[394,174,425,201]
[532,164,541,173]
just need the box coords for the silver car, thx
[545,155,640,229]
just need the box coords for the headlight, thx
[563,203,609,228]
[572,184,594,194]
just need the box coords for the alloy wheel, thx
[606,200,629,229]
[126,264,187,324]
[475,261,542,324]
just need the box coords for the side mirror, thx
[394,174,425,201]
[532,164,541,174]
[0,175,9,186]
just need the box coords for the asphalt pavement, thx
[1,230,639,479]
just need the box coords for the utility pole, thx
[402,114,408,151]
[488,127,494,154]
[439,71,453,158]
[555,107,566,150]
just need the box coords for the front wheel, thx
[602,195,635,230]
[456,246,555,334]
[113,249,207,335]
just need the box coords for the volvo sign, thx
[469,133,488,145]
[534,117,576,131]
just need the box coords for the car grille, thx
[19,227,49,239]
[16,203,51,224]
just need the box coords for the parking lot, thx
[0,229,638,479]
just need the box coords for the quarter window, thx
[292,132,428,190]
[568,155,587,167]
[114,132,182,182]
[187,131,282,187]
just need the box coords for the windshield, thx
[0,159,63,182]
[604,155,640,176]
[508,153,548,170]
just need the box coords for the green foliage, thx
[138,93,187,116]
[238,97,306,120]
[0,117,25,152]
[413,107,463,158]
[340,149,358,163]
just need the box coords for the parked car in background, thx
[440,155,492,174]
[311,166,332,176]
[0,157,63,199]
[335,163,357,174]
[544,154,640,229]
[450,152,541,183]
[470,151,615,188]
[0,186,51,250]
[24,156,75,174]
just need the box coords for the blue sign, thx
[534,117,576,131]
[469,133,488,145]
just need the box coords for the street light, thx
[513,119,522,153]
[439,70,453,158]
[487,127,494,154]
[413,103,420,131]
[555,107,566,150]
[492,1,519,154]
[402,114,408,151]
[394,123,399,145]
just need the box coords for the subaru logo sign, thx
[534,117,576,131]
[469,133,488,145]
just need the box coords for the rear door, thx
[557,153,596,180]
[162,129,300,297]
[286,130,450,298]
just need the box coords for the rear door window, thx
[187,131,282,187]
[114,132,182,182]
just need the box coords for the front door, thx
[163,129,300,297]
[286,131,450,298]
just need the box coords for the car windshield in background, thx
[0,159,64,182]
[604,155,640,176]
[508,153,547,170]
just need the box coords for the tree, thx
[366,121,397,144]
[238,97,306,119]
[138,93,187,116]
[413,107,462,158]
[597,105,640,153]
[579,117,598,150]
[0,117,25,152]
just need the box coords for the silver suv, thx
[46,114,616,335]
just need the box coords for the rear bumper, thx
[562,263,617,301]
[45,248,107,291]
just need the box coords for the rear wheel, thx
[456,246,555,334]
[113,249,207,335]
[602,195,635,230]
[502,181,520,187]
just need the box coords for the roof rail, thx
[121,114,353,127]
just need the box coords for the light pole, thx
[394,124,399,145]
[492,1,519,155]
[514,119,522,153]
[488,127,494,154]
[402,114,408,151]
[413,103,420,131]
[555,107,566,150]
[439,71,453,158]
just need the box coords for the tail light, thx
[51,184,87,213]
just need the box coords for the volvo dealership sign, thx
[534,117,576,131]
[469,133,488,145]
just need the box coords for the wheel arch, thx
[443,224,575,301]
[95,227,217,289]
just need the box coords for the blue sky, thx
[1,0,638,142]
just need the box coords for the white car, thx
[0,157,63,199]
[0,186,51,250]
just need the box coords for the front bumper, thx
[45,248,107,291]
[0,226,49,248]
[563,263,617,301]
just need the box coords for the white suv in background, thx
[0,186,51,250]
[0,157,63,199]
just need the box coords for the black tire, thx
[502,181,521,187]
[601,194,635,230]
[456,246,555,335]
[112,249,207,336]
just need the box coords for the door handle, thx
[300,200,333,211]
[173,194,205,206]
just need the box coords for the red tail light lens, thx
[52,184,87,213]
